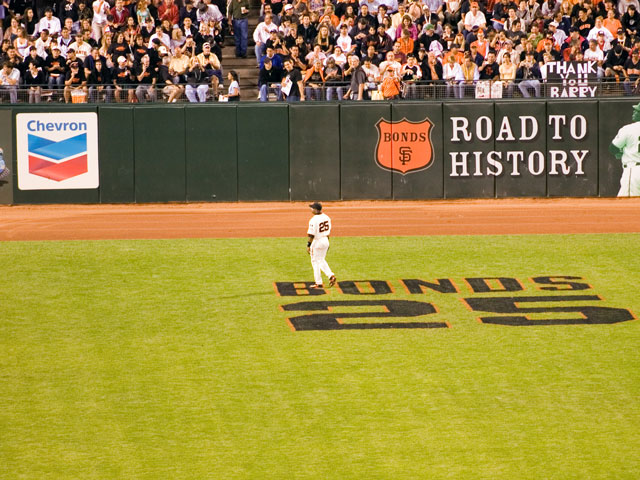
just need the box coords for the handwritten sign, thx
[544,61,598,97]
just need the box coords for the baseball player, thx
[610,103,640,196]
[307,202,337,289]
[0,148,9,181]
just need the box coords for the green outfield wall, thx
[0,100,634,204]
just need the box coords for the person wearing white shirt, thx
[463,2,486,42]
[443,54,464,98]
[379,51,402,79]
[380,0,398,13]
[306,202,336,290]
[35,30,53,59]
[91,0,110,41]
[69,34,93,61]
[0,62,20,103]
[57,28,74,58]
[619,0,640,17]
[148,26,171,49]
[36,8,62,35]
[253,14,279,66]
[583,39,605,78]
[335,24,355,54]
[587,17,614,42]
[324,46,347,67]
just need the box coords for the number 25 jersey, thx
[308,213,332,239]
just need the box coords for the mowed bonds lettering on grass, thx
[1,234,639,479]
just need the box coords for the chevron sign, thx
[17,113,99,190]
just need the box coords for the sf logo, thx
[399,146,412,165]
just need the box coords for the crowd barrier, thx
[0,99,634,205]
[1,80,638,104]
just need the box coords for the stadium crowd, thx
[0,0,640,102]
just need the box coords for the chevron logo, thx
[27,133,88,181]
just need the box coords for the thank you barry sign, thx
[16,112,99,190]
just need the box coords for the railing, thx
[1,80,637,103]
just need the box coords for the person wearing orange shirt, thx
[603,8,623,36]
[470,28,489,57]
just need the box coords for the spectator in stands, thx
[306,44,327,66]
[137,0,153,26]
[584,39,605,78]
[22,47,44,75]
[184,51,209,102]
[226,70,240,101]
[314,23,335,53]
[499,52,516,96]
[88,58,113,102]
[517,52,542,97]
[196,41,222,95]
[258,57,283,101]
[254,13,279,66]
[110,0,130,30]
[396,14,418,40]
[259,5,280,25]
[229,0,250,58]
[13,27,30,61]
[182,17,198,38]
[343,54,366,99]
[64,58,87,102]
[46,45,67,89]
[83,47,107,78]
[260,45,283,70]
[281,56,304,101]
[622,5,640,37]
[547,21,567,49]
[69,32,92,60]
[493,0,517,31]
[35,29,53,60]
[303,59,324,100]
[400,53,421,98]
[623,48,640,94]
[603,9,622,37]
[23,8,38,37]
[298,14,318,49]
[149,24,171,49]
[463,2,486,43]
[604,44,629,82]
[325,45,347,67]
[37,7,62,35]
[113,55,135,102]
[24,62,44,103]
[288,44,307,71]
[324,56,345,100]
[443,52,463,97]
[92,0,110,42]
[57,27,74,57]
[134,53,156,102]
[0,61,19,103]
[159,0,180,27]
[460,51,479,97]
[335,23,355,54]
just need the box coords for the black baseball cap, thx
[309,202,322,210]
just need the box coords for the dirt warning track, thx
[1,198,640,241]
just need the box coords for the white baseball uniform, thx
[611,121,640,196]
[308,212,335,286]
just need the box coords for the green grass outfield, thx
[1,234,639,479]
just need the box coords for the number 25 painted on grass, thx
[282,296,634,331]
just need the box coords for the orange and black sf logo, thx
[375,117,434,175]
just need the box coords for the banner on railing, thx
[543,61,598,98]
